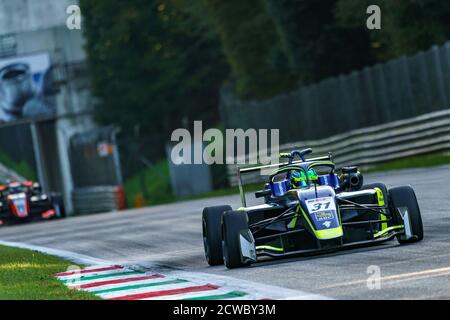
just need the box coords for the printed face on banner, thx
[0,52,55,123]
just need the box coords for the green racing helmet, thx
[307,168,319,183]
[290,170,307,188]
[290,169,319,188]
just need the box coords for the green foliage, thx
[336,0,390,61]
[266,0,375,83]
[0,245,98,299]
[124,160,174,206]
[79,0,228,143]
[383,0,450,56]
[0,149,36,181]
[80,0,450,155]
[204,0,298,99]
[336,0,450,60]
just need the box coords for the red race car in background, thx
[0,180,65,225]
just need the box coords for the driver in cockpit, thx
[290,169,319,189]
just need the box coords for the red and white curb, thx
[54,265,245,300]
[0,240,330,300]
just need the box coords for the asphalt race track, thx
[1,165,450,299]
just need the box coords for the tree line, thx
[79,0,450,150]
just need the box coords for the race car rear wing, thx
[236,153,333,207]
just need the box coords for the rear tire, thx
[52,194,66,218]
[202,205,231,266]
[389,186,423,244]
[222,210,249,269]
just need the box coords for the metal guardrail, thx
[227,109,450,186]
[72,185,126,214]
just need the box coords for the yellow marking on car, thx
[374,187,388,231]
[255,245,284,252]
[373,225,404,238]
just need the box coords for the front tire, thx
[222,210,249,269]
[389,186,423,244]
[202,205,231,266]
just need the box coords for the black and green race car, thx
[202,148,423,268]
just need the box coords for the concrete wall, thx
[0,0,76,35]
[0,0,97,214]
[12,26,86,63]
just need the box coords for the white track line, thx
[0,240,331,300]
[0,240,110,265]
[321,266,450,289]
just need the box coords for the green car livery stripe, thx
[373,225,404,238]
[256,245,284,252]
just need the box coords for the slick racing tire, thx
[51,194,66,218]
[202,205,231,266]
[222,210,249,269]
[389,186,423,244]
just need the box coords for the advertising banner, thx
[0,52,55,123]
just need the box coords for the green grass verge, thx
[0,149,36,181]
[124,160,175,207]
[0,245,99,300]
[366,152,450,173]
